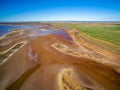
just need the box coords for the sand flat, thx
[0,23,120,90]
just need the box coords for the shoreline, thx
[0,29,25,40]
[51,43,118,66]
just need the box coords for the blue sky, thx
[0,0,120,22]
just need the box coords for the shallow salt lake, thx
[0,25,72,41]
[37,29,72,40]
[37,29,65,35]
[0,25,35,36]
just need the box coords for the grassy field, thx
[74,24,120,46]
[52,23,120,46]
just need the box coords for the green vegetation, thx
[74,25,120,46]
[53,23,120,46]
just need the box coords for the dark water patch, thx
[57,31,72,40]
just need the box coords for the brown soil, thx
[0,25,120,90]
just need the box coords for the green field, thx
[53,23,120,46]
[73,24,120,46]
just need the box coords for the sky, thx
[0,0,120,22]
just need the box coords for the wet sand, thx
[0,24,120,90]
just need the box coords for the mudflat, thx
[0,23,120,90]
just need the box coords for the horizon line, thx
[0,20,120,23]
